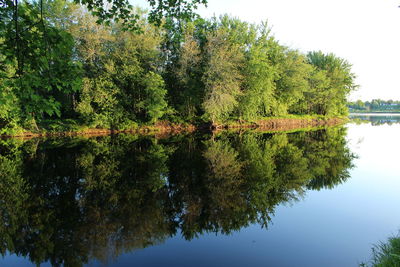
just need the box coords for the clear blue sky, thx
[136,0,400,101]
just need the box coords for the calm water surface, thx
[1,115,399,267]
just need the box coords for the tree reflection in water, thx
[0,127,354,266]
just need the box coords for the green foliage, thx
[275,50,313,115]
[77,76,130,128]
[306,51,357,116]
[0,2,357,134]
[74,11,168,128]
[0,48,22,134]
[170,22,204,120]
[73,0,207,30]
[1,0,82,129]
[362,234,400,267]
[349,99,400,113]
[239,22,279,119]
[140,72,169,123]
[202,28,244,123]
[163,16,356,125]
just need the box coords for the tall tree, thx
[239,22,281,119]
[275,50,313,115]
[202,28,244,124]
[306,51,357,116]
[1,0,82,129]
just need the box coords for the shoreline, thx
[214,117,345,131]
[1,117,347,139]
[349,112,400,116]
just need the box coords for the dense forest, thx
[348,99,400,113]
[0,0,357,135]
[0,128,354,266]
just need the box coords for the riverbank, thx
[1,116,347,139]
[0,121,197,139]
[214,116,346,131]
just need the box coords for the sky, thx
[137,0,400,101]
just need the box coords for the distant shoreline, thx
[349,112,400,116]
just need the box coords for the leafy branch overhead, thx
[75,0,208,29]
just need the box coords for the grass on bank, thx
[220,114,348,127]
[0,114,348,137]
[361,235,400,267]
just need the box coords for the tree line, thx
[348,99,400,112]
[0,0,357,134]
[0,128,354,266]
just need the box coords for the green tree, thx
[0,46,21,134]
[139,72,169,123]
[75,10,169,127]
[275,50,313,115]
[1,1,82,129]
[239,22,280,119]
[170,21,204,120]
[202,28,244,124]
[306,51,357,116]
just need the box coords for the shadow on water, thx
[0,127,355,266]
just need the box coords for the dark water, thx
[1,117,399,267]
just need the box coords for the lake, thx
[1,115,399,267]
